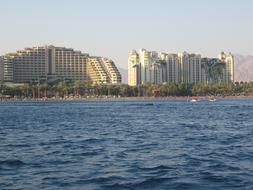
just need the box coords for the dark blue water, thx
[1,99,253,190]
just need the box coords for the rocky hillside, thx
[234,54,253,82]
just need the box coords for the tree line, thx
[0,81,253,99]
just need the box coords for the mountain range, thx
[234,54,253,82]
[118,54,253,84]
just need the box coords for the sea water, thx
[0,99,253,190]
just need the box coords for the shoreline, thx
[0,95,253,102]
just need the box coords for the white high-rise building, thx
[218,52,234,83]
[167,54,180,83]
[189,54,202,84]
[128,50,140,86]
[159,53,169,83]
[128,49,163,85]
[177,52,189,83]
[139,49,151,83]
[128,49,235,86]
[149,62,163,85]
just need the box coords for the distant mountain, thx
[118,67,128,84]
[234,54,253,82]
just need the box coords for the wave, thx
[137,165,174,171]
[0,159,25,167]
[104,177,174,189]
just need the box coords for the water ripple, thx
[0,99,253,189]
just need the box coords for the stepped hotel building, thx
[0,45,121,84]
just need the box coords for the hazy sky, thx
[0,0,252,69]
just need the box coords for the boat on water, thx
[187,96,200,102]
[208,96,217,102]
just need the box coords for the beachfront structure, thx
[128,49,203,85]
[128,50,140,86]
[160,53,181,83]
[218,52,234,83]
[0,45,121,84]
[201,58,224,83]
[128,49,163,86]
[87,57,121,84]
[128,49,235,86]
[0,56,4,81]
[177,52,202,84]
[100,58,122,84]
[201,52,234,84]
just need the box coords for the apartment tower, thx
[128,49,234,86]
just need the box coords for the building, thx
[189,54,202,84]
[201,52,234,84]
[0,45,121,84]
[87,57,121,84]
[149,61,163,85]
[166,54,180,83]
[53,46,88,82]
[177,52,189,83]
[2,55,14,82]
[128,50,140,86]
[0,46,88,83]
[128,49,204,85]
[128,49,163,86]
[128,49,234,86]
[218,52,234,83]
[201,58,224,83]
[0,56,4,82]
[101,58,122,84]
[177,52,202,84]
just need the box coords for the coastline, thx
[0,95,253,102]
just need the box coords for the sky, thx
[0,0,253,69]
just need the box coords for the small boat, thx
[208,96,217,102]
[187,96,199,102]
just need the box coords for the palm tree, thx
[28,83,37,98]
[0,82,8,96]
[119,84,131,97]
[18,84,29,98]
[141,82,152,96]
[37,83,41,98]
[73,81,82,97]
[40,83,49,98]
[58,81,70,97]
[93,83,104,96]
